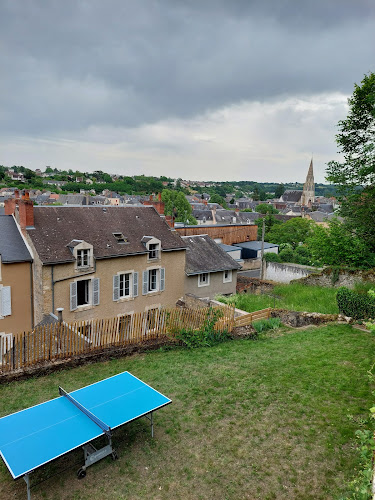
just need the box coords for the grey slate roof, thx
[280,190,303,203]
[219,243,241,253]
[0,216,33,263]
[28,206,186,265]
[182,234,241,275]
[235,241,279,251]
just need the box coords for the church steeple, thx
[300,158,315,206]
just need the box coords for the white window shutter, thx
[70,282,77,311]
[160,268,165,291]
[93,278,100,306]
[133,272,139,297]
[113,275,119,301]
[1,286,11,316]
[142,270,148,295]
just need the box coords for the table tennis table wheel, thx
[112,451,118,461]
[77,468,86,479]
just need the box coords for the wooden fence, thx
[0,305,235,373]
[234,307,272,328]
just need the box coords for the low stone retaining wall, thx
[236,276,275,294]
[271,308,347,327]
[295,267,375,289]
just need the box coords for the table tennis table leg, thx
[145,411,154,438]
[23,473,31,500]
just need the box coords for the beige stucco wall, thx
[184,270,238,300]
[0,261,33,335]
[38,250,186,323]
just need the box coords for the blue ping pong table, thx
[0,371,171,499]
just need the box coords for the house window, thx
[146,308,158,331]
[148,269,158,292]
[70,278,100,311]
[142,268,165,295]
[148,243,159,260]
[0,286,12,318]
[118,314,133,338]
[223,270,232,283]
[113,272,138,301]
[77,279,90,306]
[77,249,90,268]
[198,273,210,287]
[119,273,131,298]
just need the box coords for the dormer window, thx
[77,249,90,268]
[68,239,94,271]
[148,243,159,260]
[113,232,128,243]
[142,236,161,262]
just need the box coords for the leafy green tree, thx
[307,218,375,268]
[267,218,315,249]
[256,214,282,240]
[209,193,227,208]
[161,190,197,224]
[274,183,285,198]
[326,72,375,250]
[256,203,278,214]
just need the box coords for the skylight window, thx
[113,233,128,244]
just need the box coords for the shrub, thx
[252,317,281,333]
[264,252,281,263]
[336,287,375,319]
[174,308,230,348]
[279,248,294,262]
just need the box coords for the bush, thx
[264,252,281,263]
[279,248,294,262]
[252,317,281,333]
[336,287,375,319]
[174,308,230,348]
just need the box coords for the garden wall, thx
[236,276,275,294]
[265,262,321,283]
[295,268,375,288]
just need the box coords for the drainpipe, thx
[30,262,34,329]
[51,265,55,314]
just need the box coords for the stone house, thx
[5,193,187,328]
[0,215,33,341]
[182,235,241,299]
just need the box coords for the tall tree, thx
[326,72,375,249]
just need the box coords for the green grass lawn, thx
[0,324,373,499]
[218,283,339,314]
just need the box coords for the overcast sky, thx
[1,1,374,183]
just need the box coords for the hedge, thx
[336,286,375,319]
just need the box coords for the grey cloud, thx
[0,0,374,136]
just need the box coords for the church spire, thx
[300,158,315,206]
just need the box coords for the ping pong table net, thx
[58,386,112,437]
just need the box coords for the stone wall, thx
[295,267,375,289]
[271,308,340,327]
[264,261,321,283]
[241,259,261,271]
[236,275,275,294]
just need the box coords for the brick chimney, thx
[18,190,34,229]
[4,189,20,216]
[165,215,174,228]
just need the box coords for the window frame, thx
[198,272,210,287]
[223,270,233,283]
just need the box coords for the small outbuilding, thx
[235,241,279,259]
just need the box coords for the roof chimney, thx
[19,192,34,230]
